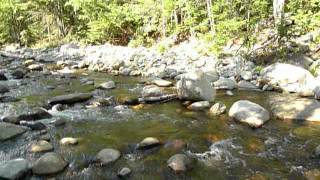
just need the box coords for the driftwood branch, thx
[138,94,178,104]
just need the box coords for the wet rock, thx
[141,85,164,97]
[167,154,193,173]
[28,64,43,71]
[177,71,216,102]
[153,79,172,87]
[50,118,66,127]
[118,167,131,178]
[60,137,78,145]
[0,96,20,103]
[237,80,259,90]
[0,158,30,180]
[209,102,226,116]
[12,69,26,79]
[226,90,234,96]
[32,152,68,175]
[48,93,93,105]
[187,101,210,111]
[96,148,121,165]
[87,97,113,108]
[39,134,51,141]
[229,100,270,128]
[122,97,139,105]
[0,85,9,94]
[51,104,65,111]
[98,81,116,89]
[0,123,27,141]
[20,121,46,130]
[136,137,161,150]
[269,95,320,122]
[30,140,53,153]
[2,108,52,124]
[23,59,34,66]
[0,73,7,81]
[214,77,237,90]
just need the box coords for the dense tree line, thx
[0,0,319,52]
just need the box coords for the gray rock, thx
[136,137,161,150]
[177,71,216,102]
[98,81,116,89]
[314,86,320,100]
[237,80,259,90]
[32,152,68,175]
[214,77,237,90]
[0,159,30,180]
[229,100,270,128]
[2,108,52,124]
[269,95,320,122]
[141,85,164,97]
[241,71,253,81]
[20,121,46,130]
[0,123,27,141]
[226,90,234,96]
[204,70,219,82]
[30,140,53,153]
[50,118,66,126]
[187,101,210,111]
[167,154,193,173]
[315,145,320,157]
[27,64,43,71]
[96,148,121,165]
[153,79,172,87]
[51,104,65,111]
[0,85,9,94]
[12,69,26,79]
[209,102,226,116]
[48,93,93,105]
[118,167,131,178]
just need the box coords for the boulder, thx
[96,148,121,165]
[30,140,53,153]
[141,85,164,98]
[214,77,237,90]
[98,81,116,89]
[177,71,216,102]
[32,152,68,175]
[0,123,27,141]
[261,63,319,93]
[48,93,93,105]
[229,100,270,128]
[269,95,320,122]
[187,101,210,111]
[136,137,161,150]
[209,102,226,116]
[167,154,193,173]
[0,159,30,180]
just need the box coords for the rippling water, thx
[1,70,320,179]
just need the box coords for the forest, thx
[0,0,319,54]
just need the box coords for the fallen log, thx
[138,94,178,104]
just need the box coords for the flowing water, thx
[1,70,320,179]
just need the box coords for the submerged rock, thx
[118,167,132,178]
[187,101,210,111]
[98,81,116,89]
[229,100,270,128]
[48,93,93,105]
[30,140,53,153]
[167,154,193,173]
[96,148,121,165]
[32,152,68,175]
[0,159,30,180]
[177,71,216,102]
[209,102,226,116]
[2,108,52,124]
[0,123,27,141]
[270,95,320,121]
[136,137,161,150]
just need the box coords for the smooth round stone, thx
[28,64,43,71]
[118,167,131,178]
[32,152,68,175]
[96,148,121,165]
[187,101,210,111]
[0,159,30,180]
[136,137,161,150]
[226,90,234,96]
[209,102,226,116]
[60,137,78,145]
[167,154,193,173]
[153,79,173,87]
[98,81,116,89]
[30,140,53,153]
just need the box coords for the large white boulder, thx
[261,63,319,94]
[177,71,216,102]
[229,100,270,128]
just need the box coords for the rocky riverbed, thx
[1,43,320,179]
